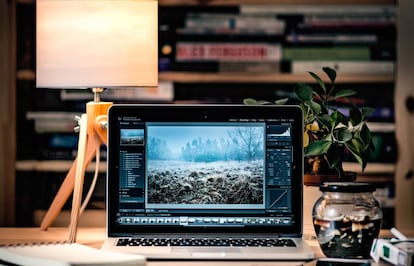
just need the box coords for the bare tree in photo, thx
[228,127,264,161]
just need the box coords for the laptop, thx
[101,104,314,260]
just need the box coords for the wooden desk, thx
[0,227,105,249]
[0,227,400,266]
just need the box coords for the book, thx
[166,61,281,73]
[219,61,281,73]
[371,238,414,266]
[290,61,394,74]
[240,5,397,16]
[302,14,396,28]
[31,133,108,160]
[286,33,378,44]
[182,13,285,35]
[176,42,282,62]
[0,243,146,266]
[283,45,395,61]
[282,46,372,61]
[178,27,283,36]
[26,111,80,133]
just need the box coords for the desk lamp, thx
[36,0,158,242]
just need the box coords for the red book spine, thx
[176,43,281,62]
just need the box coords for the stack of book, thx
[159,4,396,75]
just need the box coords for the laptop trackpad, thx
[172,247,241,257]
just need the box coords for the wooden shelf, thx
[159,0,396,6]
[343,162,395,175]
[159,71,394,84]
[16,160,107,173]
[18,0,397,5]
[18,69,394,84]
[356,175,394,184]
[16,69,35,81]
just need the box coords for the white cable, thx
[69,114,88,243]
[80,145,101,215]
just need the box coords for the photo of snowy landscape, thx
[146,124,265,205]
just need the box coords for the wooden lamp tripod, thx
[40,88,112,243]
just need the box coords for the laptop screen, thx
[107,104,304,236]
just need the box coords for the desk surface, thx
[0,227,401,266]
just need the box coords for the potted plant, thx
[246,68,380,256]
[244,67,375,185]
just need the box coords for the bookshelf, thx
[159,72,394,84]
[5,0,403,227]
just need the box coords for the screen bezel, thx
[107,104,304,236]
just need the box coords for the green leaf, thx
[309,71,326,94]
[304,140,331,157]
[295,84,313,102]
[345,138,367,171]
[274,98,289,105]
[349,107,363,126]
[330,111,345,128]
[326,144,343,170]
[359,123,374,150]
[361,107,375,119]
[256,100,274,105]
[317,114,332,130]
[333,89,357,99]
[243,98,257,105]
[334,127,353,143]
[308,101,322,115]
[323,67,337,83]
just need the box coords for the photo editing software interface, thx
[115,116,297,229]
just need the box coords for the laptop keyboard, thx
[117,238,296,247]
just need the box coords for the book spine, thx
[240,5,397,16]
[26,111,79,133]
[184,14,286,34]
[286,34,378,44]
[282,46,385,61]
[33,133,108,160]
[185,14,230,29]
[290,61,394,74]
[178,27,284,36]
[219,62,281,73]
[303,15,396,28]
[167,61,282,73]
[176,42,282,62]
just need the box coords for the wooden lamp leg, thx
[39,100,111,232]
[40,131,102,231]
[68,114,87,242]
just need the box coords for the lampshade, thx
[36,0,158,89]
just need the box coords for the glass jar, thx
[312,182,382,259]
